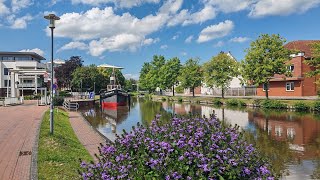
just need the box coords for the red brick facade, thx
[257,40,319,97]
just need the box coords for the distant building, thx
[257,40,320,97]
[0,52,47,97]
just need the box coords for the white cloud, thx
[197,20,234,43]
[19,48,45,56]
[71,0,160,8]
[11,0,33,12]
[0,1,10,16]
[160,45,168,49]
[159,0,183,15]
[203,0,253,13]
[58,41,88,52]
[52,5,172,56]
[185,35,193,43]
[172,35,179,40]
[181,51,187,56]
[167,5,216,26]
[249,0,320,17]
[10,14,33,29]
[214,41,224,47]
[229,37,250,43]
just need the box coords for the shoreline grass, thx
[38,109,93,179]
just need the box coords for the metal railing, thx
[63,100,79,111]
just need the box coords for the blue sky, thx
[0,0,320,79]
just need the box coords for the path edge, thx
[30,108,47,180]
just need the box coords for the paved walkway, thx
[0,100,47,180]
[68,111,106,160]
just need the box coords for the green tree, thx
[139,55,166,93]
[304,42,320,87]
[124,78,137,92]
[71,65,107,93]
[139,62,153,92]
[54,56,83,89]
[203,53,239,98]
[178,58,202,97]
[241,34,290,99]
[160,57,181,96]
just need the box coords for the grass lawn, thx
[38,109,93,179]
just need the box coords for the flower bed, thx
[80,115,275,179]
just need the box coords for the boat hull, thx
[100,90,129,108]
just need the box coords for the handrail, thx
[63,100,79,111]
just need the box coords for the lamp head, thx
[44,14,60,28]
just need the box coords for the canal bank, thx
[80,97,320,179]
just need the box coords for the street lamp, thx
[44,14,60,135]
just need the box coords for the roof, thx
[98,64,124,69]
[0,51,46,60]
[284,40,320,58]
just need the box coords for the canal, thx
[81,98,320,179]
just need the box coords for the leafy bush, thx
[161,97,166,101]
[293,102,310,111]
[80,116,275,179]
[253,99,262,106]
[53,96,64,106]
[59,91,72,97]
[314,101,320,112]
[238,100,246,106]
[175,86,184,94]
[177,97,183,102]
[212,98,223,106]
[261,100,287,109]
[225,99,239,106]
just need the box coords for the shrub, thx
[314,101,320,112]
[177,97,183,102]
[161,97,166,101]
[175,86,184,94]
[53,96,64,106]
[225,99,239,106]
[212,98,223,106]
[293,102,310,111]
[80,116,275,179]
[238,100,246,106]
[261,100,287,109]
[253,99,262,106]
[59,91,72,97]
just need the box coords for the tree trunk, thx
[192,87,195,97]
[264,82,269,99]
[172,86,175,96]
[221,88,224,99]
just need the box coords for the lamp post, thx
[44,14,60,135]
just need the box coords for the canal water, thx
[81,98,320,179]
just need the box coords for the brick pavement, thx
[68,111,106,161]
[0,100,47,180]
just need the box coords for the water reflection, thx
[80,98,320,179]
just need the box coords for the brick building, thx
[257,40,319,97]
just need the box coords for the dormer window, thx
[287,65,294,72]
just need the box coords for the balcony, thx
[18,83,42,88]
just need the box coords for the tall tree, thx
[241,34,290,99]
[160,57,181,96]
[124,78,138,92]
[139,55,166,93]
[203,53,239,98]
[139,62,153,92]
[304,42,320,87]
[178,58,202,97]
[71,65,107,93]
[54,56,83,89]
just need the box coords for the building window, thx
[23,80,33,84]
[4,80,11,87]
[286,82,294,91]
[15,56,31,60]
[4,68,9,75]
[287,65,294,72]
[263,83,269,91]
[287,128,295,140]
[275,126,283,137]
[2,56,14,60]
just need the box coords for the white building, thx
[0,52,47,97]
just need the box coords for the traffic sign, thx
[53,84,58,90]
